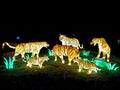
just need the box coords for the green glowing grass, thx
[91,58,109,68]
[25,54,36,60]
[106,63,119,71]
[81,50,90,56]
[1,50,120,80]
[48,49,53,56]
[3,56,15,69]
[90,58,119,71]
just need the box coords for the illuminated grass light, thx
[106,63,119,71]
[23,54,36,62]
[3,56,15,69]
[80,50,91,60]
[91,58,109,68]
[91,58,119,71]
[81,50,90,56]
[82,58,90,62]
[25,54,36,60]
[48,49,53,56]
[118,39,120,44]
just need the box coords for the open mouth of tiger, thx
[46,45,49,48]
[90,42,96,46]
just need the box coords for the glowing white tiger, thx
[59,34,84,49]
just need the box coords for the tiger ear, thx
[59,34,62,36]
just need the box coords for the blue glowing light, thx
[16,36,20,40]
[118,39,120,45]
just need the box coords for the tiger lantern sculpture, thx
[2,41,50,60]
[59,34,84,49]
[73,58,101,74]
[51,44,81,65]
[90,38,111,62]
[27,55,49,68]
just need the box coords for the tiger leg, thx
[78,67,82,72]
[106,53,110,62]
[36,52,39,58]
[59,56,65,64]
[102,52,110,62]
[88,70,92,74]
[54,55,58,62]
[102,52,106,60]
[97,51,101,58]
[93,68,98,73]
[21,52,25,59]
[68,58,72,65]
[14,53,20,61]
[36,54,39,58]
[94,69,98,73]
[27,63,32,68]
[39,64,42,68]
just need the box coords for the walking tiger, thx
[2,41,50,60]
[51,44,81,65]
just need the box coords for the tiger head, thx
[73,58,79,63]
[90,38,105,46]
[42,55,49,62]
[59,34,67,41]
[90,38,100,46]
[42,41,50,48]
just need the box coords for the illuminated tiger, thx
[59,34,84,49]
[51,44,81,65]
[73,58,101,74]
[27,55,49,68]
[90,38,111,62]
[2,41,50,59]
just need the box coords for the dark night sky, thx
[1,5,120,57]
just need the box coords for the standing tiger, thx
[2,41,50,59]
[59,34,84,49]
[27,55,49,68]
[90,38,111,62]
[73,58,101,74]
[51,44,81,65]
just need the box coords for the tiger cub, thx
[73,59,101,74]
[26,55,49,68]
[52,44,80,65]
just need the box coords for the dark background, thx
[0,3,120,90]
[1,5,120,57]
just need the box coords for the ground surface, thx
[0,51,120,90]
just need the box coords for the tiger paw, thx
[68,63,71,65]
